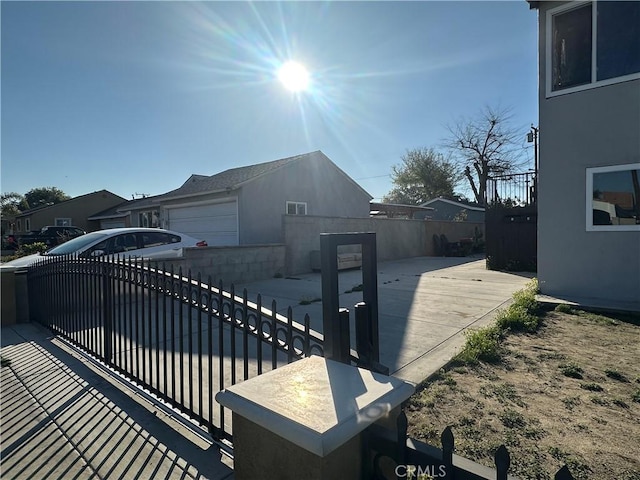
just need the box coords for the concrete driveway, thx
[236,255,533,384]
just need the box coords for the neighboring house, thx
[369,202,434,219]
[14,190,127,234]
[92,151,372,246]
[528,1,640,306]
[419,197,485,222]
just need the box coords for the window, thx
[547,1,640,96]
[286,201,307,215]
[141,232,180,248]
[138,210,159,228]
[25,218,31,232]
[17,220,22,232]
[55,218,72,226]
[586,163,640,231]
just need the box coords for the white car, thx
[3,228,208,268]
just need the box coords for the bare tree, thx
[445,106,526,206]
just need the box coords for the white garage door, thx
[101,219,126,229]
[167,201,238,246]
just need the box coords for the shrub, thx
[19,242,48,255]
[560,362,584,379]
[455,326,503,364]
[554,303,575,314]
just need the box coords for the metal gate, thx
[27,255,324,445]
[485,173,537,272]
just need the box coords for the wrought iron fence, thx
[486,172,537,207]
[367,412,576,480]
[27,254,324,444]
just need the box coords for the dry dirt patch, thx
[405,309,640,480]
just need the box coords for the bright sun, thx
[277,61,310,92]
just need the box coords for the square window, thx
[586,164,640,231]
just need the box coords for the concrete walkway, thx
[1,255,531,478]
[236,256,533,384]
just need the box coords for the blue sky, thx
[1,1,539,202]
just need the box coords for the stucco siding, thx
[239,153,371,245]
[537,2,640,303]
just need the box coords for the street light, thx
[527,125,539,178]
[527,125,539,204]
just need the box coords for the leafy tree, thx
[445,106,526,206]
[24,187,70,209]
[1,192,29,217]
[383,148,461,205]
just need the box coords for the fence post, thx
[441,426,454,480]
[554,465,574,480]
[355,302,372,368]
[495,445,510,480]
[102,259,113,365]
[337,308,350,364]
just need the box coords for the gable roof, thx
[15,190,127,218]
[160,151,371,201]
[420,197,485,212]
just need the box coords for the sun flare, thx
[277,61,310,92]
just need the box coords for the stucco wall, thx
[283,215,484,275]
[239,153,371,245]
[537,2,640,303]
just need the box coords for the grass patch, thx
[605,369,630,382]
[298,296,321,305]
[580,382,604,392]
[499,409,527,429]
[632,389,640,403]
[559,362,584,379]
[612,398,629,409]
[455,280,540,366]
[344,283,364,294]
[561,396,581,411]
[554,303,575,314]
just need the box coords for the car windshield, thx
[45,232,109,255]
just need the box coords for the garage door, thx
[101,219,126,229]
[167,201,238,246]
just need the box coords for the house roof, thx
[369,202,434,219]
[420,197,485,212]
[15,190,126,218]
[159,150,371,201]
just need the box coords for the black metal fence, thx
[27,254,324,444]
[367,412,576,480]
[486,172,537,207]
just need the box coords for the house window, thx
[547,1,640,96]
[586,163,640,231]
[17,220,22,232]
[55,218,72,226]
[138,210,159,228]
[25,218,31,232]
[286,201,307,215]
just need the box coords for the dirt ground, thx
[405,309,640,480]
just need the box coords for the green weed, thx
[605,369,629,382]
[560,362,584,379]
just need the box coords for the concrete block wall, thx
[156,244,286,286]
[283,215,484,275]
